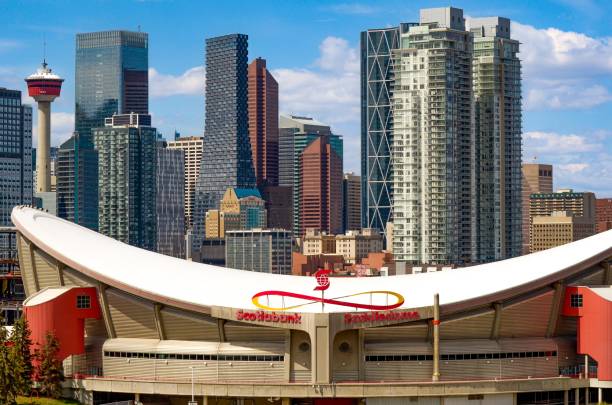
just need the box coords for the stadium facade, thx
[12,206,612,405]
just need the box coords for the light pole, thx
[188,366,197,405]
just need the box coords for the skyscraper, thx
[167,136,203,228]
[279,115,342,236]
[300,136,343,236]
[157,144,185,258]
[392,8,473,268]
[192,34,255,251]
[0,88,32,257]
[93,113,157,250]
[248,57,279,187]
[471,17,522,262]
[58,30,149,231]
[360,25,406,238]
[521,163,553,254]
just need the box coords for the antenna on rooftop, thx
[43,36,47,66]
[137,24,141,32]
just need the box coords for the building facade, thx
[167,136,203,228]
[248,57,279,187]
[193,34,256,251]
[529,190,596,253]
[0,88,32,260]
[471,17,522,262]
[205,188,267,239]
[532,211,596,252]
[392,8,473,268]
[360,25,403,237]
[596,198,612,233]
[156,144,185,258]
[260,185,292,231]
[225,229,292,274]
[343,173,361,232]
[58,30,149,231]
[302,229,337,256]
[93,114,157,250]
[335,229,384,264]
[521,163,553,254]
[279,115,342,236]
[300,136,343,236]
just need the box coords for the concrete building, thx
[302,229,337,256]
[192,34,256,250]
[205,188,267,239]
[167,136,203,228]
[596,198,612,233]
[260,185,292,231]
[532,211,596,252]
[225,228,292,274]
[278,114,342,235]
[392,7,473,268]
[300,136,343,236]
[522,164,553,254]
[292,252,346,276]
[0,88,32,260]
[529,189,596,252]
[248,57,279,187]
[335,229,384,264]
[156,144,185,258]
[471,17,522,262]
[12,205,612,404]
[93,113,157,250]
[343,173,361,232]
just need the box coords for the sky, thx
[1,0,611,196]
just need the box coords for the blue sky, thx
[1,0,611,195]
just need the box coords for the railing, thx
[559,364,597,379]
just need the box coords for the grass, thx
[17,397,80,405]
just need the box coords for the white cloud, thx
[523,131,602,154]
[0,39,21,53]
[511,21,612,110]
[31,112,74,148]
[557,163,589,174]
[149,66,205,97]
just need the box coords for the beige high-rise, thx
[521,164,553,254]
[168,136,203,227]
[531,211,595,252]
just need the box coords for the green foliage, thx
[17,397,79,405]
[0,316,18,405]
[10,316,34,396]
[36,331,64,399]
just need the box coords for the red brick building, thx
[248,57,279,186]
[300,136,343,236]
[596,198,612,233]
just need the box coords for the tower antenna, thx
[43,36,47,65]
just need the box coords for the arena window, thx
[365,351,557,362]
[76,295,91,309]
[570,294,583,308]
[104,351,284,362]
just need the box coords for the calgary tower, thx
[25,60,63,193]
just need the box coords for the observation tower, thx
[25,60,63,193]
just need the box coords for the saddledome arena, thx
[12,206,612,405]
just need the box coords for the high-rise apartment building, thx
[93,113,157,250]
[157,144,185,258]
[58,30,149,231]
[225,229,292,274]
[0,88,32,258]
[167,136,203,227]
[471,17,522,262]
[248,58,279,187]
[300,136,343,236]
[392,7,473,268]
[531,211,595,252]
[279,115,342,235]
[528,189,596,252]
[360,25,406,237]
[521,164,553,253]
[193,34,256,251]
[596,198,612,233]
[343,173,361,232]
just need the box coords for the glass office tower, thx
[192,34,256,251]
[0,88,32,267]
[57,30,148,231]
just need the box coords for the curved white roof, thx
[12,207,612,314]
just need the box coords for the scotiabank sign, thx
[344,310,420,324]
[236,309,302,324]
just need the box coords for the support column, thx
[585,388,589,405]
[282,398,291,405]
[134,393,141,405]
[432,293,440,382]
[36,101,51,193]
[563,390,568,405]
[598,388,602,405]
[584,355,589,379]
[575,388,579,405]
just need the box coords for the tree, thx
[37,331,64,399]
[9,316,34,396]
[0,316,18,405]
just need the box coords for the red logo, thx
[313,269,331,291]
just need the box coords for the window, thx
[76,295,91,309]
[570,294,583,308]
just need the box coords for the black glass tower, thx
[192,34,256,251]
[58,30,149,231]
